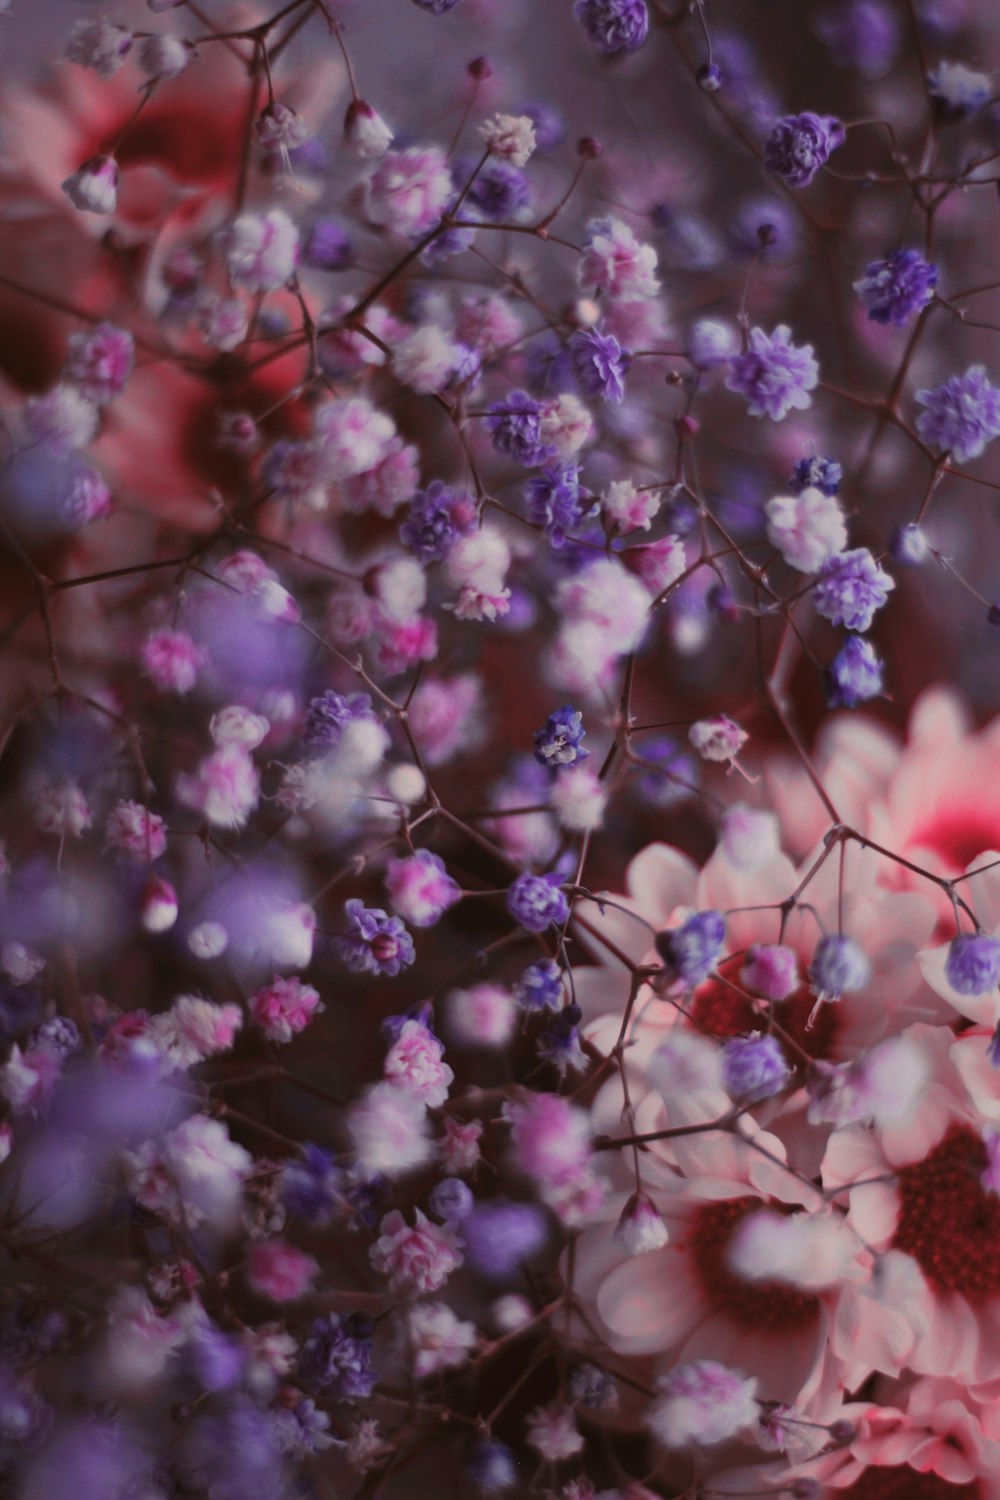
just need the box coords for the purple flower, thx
[568,326,628,402]
[944,934,1000,996]
[507,872,569,931]
[462,1200,547,1279]
[726,325,819,421]
[790,455,842,495]
[485,390,549,466]
[515,959,565,1011]
[300,1312,376,1399]
[889,522,929,566]
[533,706,589,769]
[814,547,895,632]
[536,1002,586,1075]
[915,366,1000,464]
[721,1033,791,1101]
[429,1176,474,1222]
[303,690,376,751]
[399,480,477,563]
[334,899,415,976]
[763,112,846,187]
[815,0,901,78]
[854,249,938,327]
[467,1440,518,1491]
[281,1143,341,1224]
[573,0,649,54]
[303,217,354,271]
[655,910,726,987]
[809,934,871,1000]
[463,157,532,222]
[524,463,591,545]
[825,635,884,707]
[520,100,566,154]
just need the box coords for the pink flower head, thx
[740,942,799,1001]
[63,18,133,75]
[383,1018,454,1107]
[249,977,323,1045]
[385,850,461,928]
[408,673,486,767]
[150,994,243,1072]
[63,323,134,405]
[315,397,396,481]
[367,146,452,237]
[374,614,439,674]
[33,779,92,838]
[24,384,99,455]
[407,1301,477,1377]
[142,629,202,695]
[347,1081,433,1177]
[177,743,261,830]
[689,714,749,765]
[344,98,394,159]
[370,1207,463,1293]
[440,1115,483,1173]
[141,876,179,934]
[648,1360,759,1447]
[209,705,270,750]
[446,984,518,1049]
[602,477,661,535]
[105,800,167,863]
[221,208,299,292]
[0,1043,63,1116]
[578,216,660,301]
[525,1403,584,1461]
[341,439,420,517]
[508,1091,592,1189]
[247,1239,319,1302]
[61,155,119,214]
[765,487,848,573]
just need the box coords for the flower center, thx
[838,1467,979,1499]
[892,1125,1000,1300]
[686,1197,820,1331]
[689,959,838,1061]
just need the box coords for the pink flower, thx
[344,99,394,159]
[249,978,323,1045]
[142,629,202,695]
[63,323,134,404]
[446,983,518,1049]
[602,477,661,534]
[177,744,261,830]
[385,851,461,928]
[105,800,167,863]
[24,384,98,454]
[370,1207,463,1293]
[578,216,660,301]
[648,1360,759,1448]
[407,1301,477,1377]
[408,673,486,767]
[525,1402,584,1461]
[765,487,848,573]
[141,876,179,934]
[247,1239,319,1302]
[221,208,299,292]
[150,995,243,1072]
[509,1092,592,1188]
[440,1116,483,1173]
[33,778,92,837]
[383,1019,454,1106]
[61,155,119,214]
[0,1043,63,1116]
[347,1082,433,1177]
[367,147,452,237]
[315,397,396,481]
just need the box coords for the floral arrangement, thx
[0,0,998,1496]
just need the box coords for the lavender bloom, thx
[889,522,929,566]
[463,158,532,223]
[303,218,354,271]
[281,1144,341,1225]
[429,1177,474,1222]
[573,0,649,54]
[304,690,376,751]
[809,935,871,1000]
[945,934,1000,996]
[180,1399,285,1500]
[533,706,589,769]
[568,327,628,402]
[656,910,726,987]
[462,1201,547,1279]
[333,899,415,976]
[789,455,842,495]
[299,1313,376,1399]
[485,391,549,466]
[825,635,884,707]
[507,872,569,931]
[515,959,565,1011]
[727,325,818,421]
[854,249,938,327]
[915,366,1000,464]
[814,0,901,78]
[721,1033,791,1101]
[928,61,991,119]
[814,547,895,632]
[764,112,846,187]
[468,1440,518,1491]
[399,480,477,562]
[524,463,591,546]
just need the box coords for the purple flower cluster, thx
[573,0,650,55]
[726,325,819,421]
[763,112,846,187]
[853,249,938,327]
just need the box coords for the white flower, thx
[137,34,189,79]
[407,1301,477,1377]
[64,18,132,74]
[550,764,607,832]
[61,156,119,214]
[540,393,594,457]
[162,1114,252,1229]
[765,487,848,573]
[222,209,299,292]
[347,1081,433,1176]
[726,1209,862,1290]
[479,112,537,167]
[344,99,394,158]
[648,1360,759,1447]
[525,1402,584,1461]
[614,1192,670,1254]
[392,325,456,393]
[718,802,780,871]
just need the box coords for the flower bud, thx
[142,877,179,934]
[61,156,119,215]
[344,100,393,160]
